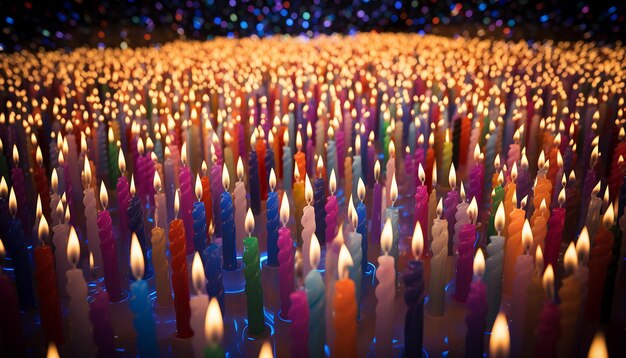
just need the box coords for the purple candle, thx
[367,138,376,187]
[545,206,565,271]
[414,182,429,253]
[10,146,32,236]
[97,183,122,302]
[371,160,383,244]
[278,224,294,319]
[289,290,310,358]
[454,202,477,302]
[465,249,487,357]
[89,290,116,358]
[469,147,485,209]
[403,227,425,358]
[324,169,338,245]
[179,148,196,254]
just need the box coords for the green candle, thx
[243,209,266,336]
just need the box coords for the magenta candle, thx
[97,183,122,302]
[414,185,429,253]
[465,250,487,357]
[278,226,294,318]
[289,290,310,358]
[444,188,459,255]
[179,162,196,254]
[454,223,476,302]
[544,207,565,270]
[89,290,116,357]
[325,171,338,245]
[0,272,25,356]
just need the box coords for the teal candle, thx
[243,210,265,336]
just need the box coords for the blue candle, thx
[6,188,36,310]
[265,147,275,189]
[129,234,159,357]
[220,166,237,270]
[127,177,148,278]
[313,176,326,245]
[203,240,225,314]
[193,175,207,254]
[403,260,424,358]
[248,150,261,215]
[266,172,280,267]
[356,179,368,273]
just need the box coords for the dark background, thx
[0,0,624,52]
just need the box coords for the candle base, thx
[261,259,280,315]
[241,322,274,356]
[107,292,136,354]
[224,257,245,294]
[152,299,176,339]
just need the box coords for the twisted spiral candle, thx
[151,226,172,306]
[278,227,294,318]
[503,208,525,295]
[130,279,159,357]
[428,218,448,316]
[266,190,280,266]
[11,167,31,235]
[211,164,223,237]
[453,201,469,253]
[289,291,310,358]
[220,190,237,270]
[117,176,131,248]
[465,278,487,357]
[522,273,544,357]
[179,166,195,253]
[98,209,122,302]
[347,232,362,316]
[243,236,265,336]
[301,205,316,276]
[83,187,102,267]
[305,269,325,357]
[314,178,326,245]
[248,151,261,214]
[544,208,565,272]
[485,235,504,327]
[454,224,475,302]
[558,274,583,357]
[234,181,247,248]
[510,255,533,353]
[375,254,395,356]
[193,201,207,254]
[203,242,225,313]
[169,219,193,338]
[89,290,116,357]
[586,226,613,321]
[534,302,560,357]
[334,278,357,358]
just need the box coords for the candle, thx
[534,265,560,357]
[283,131,293,196]
[353,179,367,273]
[243,209,266,336]
[385,140,396,205]
[557,242,583,357]
[294,165,306,241]
[386,174,400,268]
[314,156,327,245]
[347,203,362,316]
[5,188,36,310]
[404,222,425,358]
[191,253,210,357]
[441,129,453,184]
[278,196,295,319]
[220,166,237,270]
[117,149,131,259]
[325,169,339,245]
[97,183,122,302]
[489,312,511,358]
[128,176,148,277]
[34,146,51,218]
[34,216,64,345]
[352,135,362,198]
[415,163,429,246]
[486,202,505,326]
[52,199,71,296]
[234,157,247,251]
[129,233,159,357]
[193,174,208,254]
[82,157,102,268]
[465,249,487,357]
[376,218,395,356]
[510,220,534,354]
[587,331,608,358]
[153,171,168,232]
[151,215,173,307]
[503,191,526,296]
[266,169,280,266]
[586,204,615,322]
[487,175,505,238]
[453,183,470,253]
[10,145,32,236]
[344,150,353,204]
[305,237,325,357]
[0,239,25,356]
[89,290,116,357]
[428,199,448,316]
[502,163,518,238]
[468,144,484,209]
[371,161,383,244]
[522,247,545,357]
[295,130,307,184]
[66,226,97,356]
[169,191,193,338]
[445,164,459,254]
[204,298,225,358]
[327,127,338,182]
[211,162,224,238]
[454,198,477,302]
[180,143,196,254]
[302,174,316,277]
[334,244,357,358]
[544,189,566,271]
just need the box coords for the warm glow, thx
[577,227,590,266]
[473,248,485,278]
[418,163,425,184]
[564,242,578,275]
[205,297,223,348]
[222,165,230,191]
[412,221,424,259]
[245,208,255,236]
[269,168,276,191]
[0,177,6,198]
[316,155,324,178]
[280,192,290,226]
[382,217,393,255]
[9,187,17,217]
[237,156,244,181]
[558,187,566,207]
[294,163,301,182]
[67,225,80,268]
[195,174,203,201]
[36,146,43,167]
[522,219,532,254]
[154,171,162,193]
[467,197,478,224]
[495,202,505,235]
[174,190,180,219]
[449,163,456,189]
[602,202,614,228]
[296,130,303,151]
[12,144,19,166]
[543,264,555,302]
[511,162,518,182]
[388,140,395,158]
[46,342,60,358]
[130,175,136,196]
[329,169,337,194]
[437,198,444,218]
[358,178,365,202]
[192,252,206,295]
[130,233,145,280]
[305,173,313,205]
[259,342,273,358]
[283,130,289,146]
[181,142,188,166]
[118,149,126,174]
[535,246,544,272]
[460,182,466,201]
[310,234,321,270]
[489,312,510,358]
[355,135,361,154]
[38,214,49,243]
[374,160,381,182]
[587,332,608,358]
[390,173,398,204]
[473,144,481,162]
[338,243,354,280]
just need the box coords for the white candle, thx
[66,226,96,357]
[385,141,396,206]
[190,252,209,358]
[153,171,168,232]
[234,157,247,255]
[82,157,102,268]
[53,200,71,295]
[428,199,448,316]
[302,174,316,277]
[510,220,533,353]
[375,218,395,356]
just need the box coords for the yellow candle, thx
[502,198,525,296]
[293,165,305,242]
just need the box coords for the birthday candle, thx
[89,289,116,357]
[220,166,237,270]
[190,253,209,358]
[334,243,357,358]
[203,298,225,358]
[347,201,363,317]
[486,203,505,327]
[305,237,325,357]
[193,174,208,254]
[128,176,148,277]
[169,191,193,338]
[314,157,327,245]
[117,149,132,257]
[533,265,560,357]
[557,243,584,357]
[179,142,196,254]
[266,169,280,266]
[371,161,383,244]
[510,220,534,354]
[202,233,225,314]
[375,219,395,356]
[428,199,448,316]
[586,204,615,322]
[249,134,262,214]
[356,179,368,273]
[10,145,32,237]
[444,164,459,254]
[97,183,122,302]
[283,131,293,196]
[454,198,478,302]
[465,249,487,357]
[278,196,295,319]
[503,190,526,296]
[385,140,396,204]
[489,312,511,358]
[404,222,426,358]
[82,157,102,268]
[301,175,316,277]
[243,209,266,336]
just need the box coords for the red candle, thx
[200,167,213,239]
[425,133,435,191]
[256,134,268,199]
[169,191,193,338]
[586,204,615,322]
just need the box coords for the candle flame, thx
[355,135,361,154]
[494,154,501,169]
[329,169,337,194]
[269,168,276,191]
[130,233,144,280]
[205,297,223,348]
[564,242,578,275]
[418,163,425,184]
[495,202,505,234]
[460,182,466,202]
[294,163,301,182]
[382,217,393,255]
[283,130,289,146]
[467,197,478,224]
[474,248,485,278]
[118,149,126,174]
[130,175,136,196]
[511,162,518,182]
[522,219,533,253]
[195,174,203,201]
[305,173,313,205]
[521,153,529,169]
[153,171,162,193]
[412,221,424,259]
[83,155,92,187]
[222,165,230,191]
[259,342,273,358]
[36,146,43,167]
[388,140,395,159]
[602,202,614,228]
[9,187,17,217]
[12,144,19,167]
[535,246,544,273]
[192,252,206,295]
[46,342,60,358]
[357,178,366,202]
[558,187,566,207]
[296,130,303,151]
[0,237,4,259]
[449,163,456,189]
[89,251,95,272]
[543,264,555,302]
[181,142,188,166]
[390,173,398,204]
[587,332,608,358]
[489,312,510,358]
[538,151,546,169]
[237,156,244,181]
[577,227,590,266]
[338,243,353,280]
[174,190,180,219]
[592,181,601,195]
[374,160,381,182]
[350,199,358,229]
[310,234,321,270]
[473,144,481,162]
[280,192,290,226]
[245,208,255,236]
[137,137,145,156]
[67,225,80,268]
[38,214,49,243]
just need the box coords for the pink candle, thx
[179,144,195,254]
[534,265,560,357]
[414,181,429,254]
[289,290,310,358]
[454,201,478,302]
[0,269,25,356]
[444,165,459,255]
[465,249,487,357]
[278,224,294,319]
[89,290,116,357]
[97,183,122,302]
[325,170,338,244]
[544,204,565,271]
[117,150,131,245]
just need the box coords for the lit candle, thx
[371,161,383,244]
[0,237,25,355]
[404,222,425,358]
[414,163,429,250]
[193,174,208,254]
[352,135,362,199]
[302,173,316,276]
[587,331,608,358]
[305,236,325,357]
[347,202,362,317]
[534,264,560,357]
[334,243,357,358]
[294,165,306,241]
[510,219,534,354]
[180,142,196,253]
[486,202,505,327]
[454,197,478,302]
[385,140,396,205]
[557,242,583,357]
[327,126,338,182]
[169,191,193,338]
[489,312,510,358]
[586,203,615,322]
[428,199,448,316]
[10,145,32,236]
[204,298,225,358]
[356,178,368,273]
[444,164,459,254]
[283,131,293,196]
[243,209,266,336]
[153,171,168,232]
[385,173,400,269]
[220,165,237,270]
[151,209,172,307]
[325,169,339,245]
[279,195,295,319]
[503,190,526,296]
[117,149,131,258]
[66,226,96,356]
[191,253,210,358]
[97,183,122,302]
[202,223,225,313]
[129,233,159,357]
[465,249,487,357]
[266,169,280,266]
[82,156,102,268]
[522,247,545,357]
[375,218,395,356]
[234,157,247,251]
[314,156,327,246]
[128,175,147,278]
[544,188,566,271]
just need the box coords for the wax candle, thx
[34,146,51,218]
[454,199,477,302]
[441,129,453,184]
[486,202,506,327]
[266,169,280,266]
[52,200,71,296]
[82,157,102,268]
[302,174,316,277]
[153,171,169,232]
[193,174,208,254]
[243,209,266,336]
[283,131,293,196]
[428,199,448,316]
[503,193,526,296]
[327,127,338,182]
[169,191,193,338]
[465,249,487,357]
[128,176,148,278]
[404,222,426,358]
[5,188,36,310]
[34,216,64,345]
[356,179,368,272]
[204,298,225,358]
[522,246,545,357]
[376,218,395,356]
[97,183,122,302]
[0,238,25,355]
[325,169,339,244]
[248,137,262,212]
[386,174,400,269]
[352,135,363,198]
[502,163,518,237]
[469,144,484,208]
[385,140,396,204]
[10,146,32,236]
[211,162,224,237]
[557,243,583,357]
[586,204,615,322]
[89,290,116,357]
[453,183,470,252]
[371,161,383,244]
[445,164,459,254]
[278,196,295,318]
[334,244,357,358]
[180,143,196,254]
[534,265,560,358]
[489,312,511,358]
[305,237,325,357]
[129,233,159,357]
[66,226,97,356]
[544,190,566,271]
[150,217,172,307]
[510,220,534,354]
[488,177,505,238]
[220,166,237,270]
[117,149,131,258]
[234,157,247,251]
[190,253,210,358]
[347,204,363,316]
[314,156,327,245]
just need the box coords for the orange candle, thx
[200,162,213,237]
[502,163,518,237]
[293,166,305,242]
[491,154,502,189]
[294,131,307,181]
[503,201,526,296]
[334,244,357,358]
